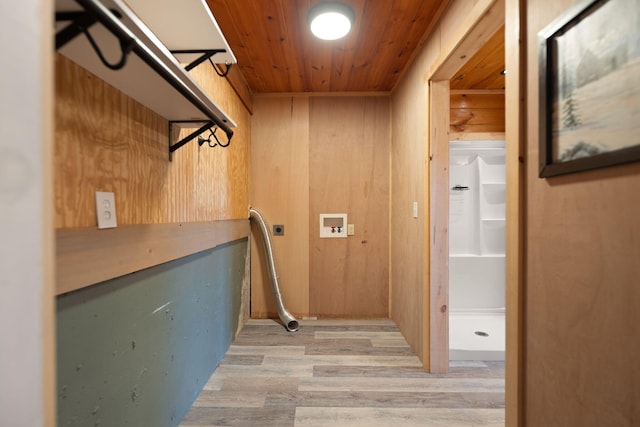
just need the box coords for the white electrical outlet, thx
[96,191,117,229]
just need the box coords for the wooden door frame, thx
[428,0,506,371]
[427,0,523,423]
[428,79,451,373]
[504,0,525,424]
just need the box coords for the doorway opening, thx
[427,6,506,371]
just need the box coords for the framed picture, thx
[538,0,640,178]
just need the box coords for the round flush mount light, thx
[308,2,355,41]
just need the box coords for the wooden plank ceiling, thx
[205,0,504,94]
[450,26,505,91]
[206,0,451,93]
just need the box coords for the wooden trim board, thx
[505,0,524,424]
[429,80,451,373]
[223,65,254,114]
[56,219,250,295]
[430,0,505,81]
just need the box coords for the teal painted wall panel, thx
[57,239,247,427]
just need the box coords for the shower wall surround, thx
[449,140,506,310]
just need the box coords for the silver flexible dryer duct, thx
[249,208,299,332]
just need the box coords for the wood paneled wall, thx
[308,97,390,318]
[390,53,431,366]
[250,95,390,319]
[524,0,640,424]
[250,96,310,317]
[450,91,505,133]
[390,0,502,369]
[54,53,251,295]
[54,54,250,228]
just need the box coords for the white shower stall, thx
[449,140,505,360]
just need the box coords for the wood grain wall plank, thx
[429,80,450,374]
[187,63,251,220]
[251,94,390,317]
[250,96,310,318]
[450,93,505,109]
[524,0,640,424]
[504,0,523,423]
[55,54,168,228]
[250,95,390,319]
[450,92,505,133]
[389,32,431,369]
[308,97,390,318]
[54,53,250,228]
[450,108,505,132]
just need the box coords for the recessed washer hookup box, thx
[319,213,347,238]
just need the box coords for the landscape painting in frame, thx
[538,0,640,177]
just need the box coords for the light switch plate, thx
[96,191,117,229]
[412,201,418,219]
[347,223,355,235]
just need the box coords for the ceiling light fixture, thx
[307,2,355,41]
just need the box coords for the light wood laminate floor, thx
[180,319,504,427]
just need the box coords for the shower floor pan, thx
[449,309,505,361]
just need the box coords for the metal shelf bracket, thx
[56,0,235,163]
[168,120,232,161]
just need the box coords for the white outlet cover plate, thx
[96,191,117,229]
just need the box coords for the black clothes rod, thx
[64,0,234,144]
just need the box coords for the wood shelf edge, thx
[56,219,250,295]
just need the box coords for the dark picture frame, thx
[538,0,640,178]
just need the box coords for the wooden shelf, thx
[55,0,237,128]
[56,220,250,295]
[122,0,236,66]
